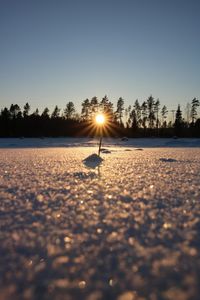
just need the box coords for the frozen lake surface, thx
[0,137,200,148]
[0,142,200,300]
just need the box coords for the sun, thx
[95,114,105,125]
[78,111,117,138]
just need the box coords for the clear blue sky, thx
[0,0,200,114]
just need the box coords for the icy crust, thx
[0,148,200,300]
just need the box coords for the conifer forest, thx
[0,96,199,138]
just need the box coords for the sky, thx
[0,0,200,115]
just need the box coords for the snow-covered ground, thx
[0,142,200,300]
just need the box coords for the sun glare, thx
[95,114,105,125]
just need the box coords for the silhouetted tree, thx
[174,104,183,136]
[90,97,99,118]
[129,109,138,130]
[51,105,60,119]
[23,103,30,118]
[41,107,50,118]
[161,105,168,128]
[1,107,11,120]
[147,96,155,129]
[191,98,199,125]
[10,104,21,119]
[141,101,148,129]
[81,99,90,120]
[134,100,141,128]
[115,97,124,125]
[32,108,39,116]
[100,95,114,122]
[64,102,75,120]
[185,102,191,124]
[154,99,160,131]
[124,105,131,128]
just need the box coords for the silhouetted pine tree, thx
[9,104,21,119]
[134,100,141,128]
[147,96,155,129]
[161,105,168,128]
[154,99,160,133]
[51,106,60,119]
[41,108,50,118]
[100,95,114,122]
[191,98,199,125]
[174,104,183,136]
[90,97,99,119]
[125,105,131,128]
[130,109,138,136]
[23,103,30,118]
[81,99,90,120]
[115,97,125,125]
[64,102,75,120]
[141,101,148,130]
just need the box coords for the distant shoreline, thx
[0,137,200,149]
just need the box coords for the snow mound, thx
[101,148,111,154]
[83,153,103,169]
[159,158,177,162]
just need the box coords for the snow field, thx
[0,147,200,300]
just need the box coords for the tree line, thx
[0,95,199,137]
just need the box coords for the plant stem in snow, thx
[98,136,102,156]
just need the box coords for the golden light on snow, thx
[95,114,105,125]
